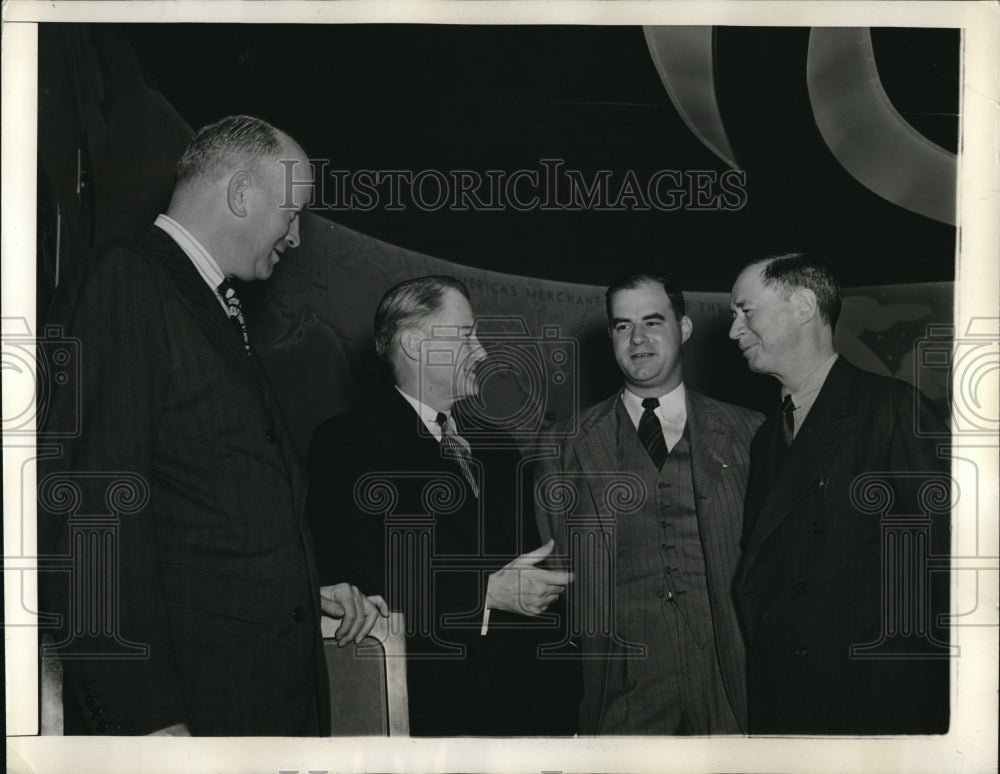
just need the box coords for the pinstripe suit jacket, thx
[536,388,762,733]
[38,226,329,735]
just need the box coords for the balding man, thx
[39,116,384,736]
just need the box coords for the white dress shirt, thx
[621,382,687,451]
[782,354,839,438]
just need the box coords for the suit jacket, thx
[535,388,762,734]
[305,388,579,736]
[736,357,951,734]
[38,226,329,736]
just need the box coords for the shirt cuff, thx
[480,606,491,636]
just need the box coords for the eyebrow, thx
[611,313,667,325]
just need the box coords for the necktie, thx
[435,412,479,498]
[218,279,251,354]
[637,397,668,469]
[782,394,796,448]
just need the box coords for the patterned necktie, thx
[637,397,668,469]
[218,279,251,354]
[782,394,796,448]
[435,412,479,498]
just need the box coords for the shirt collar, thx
[620,382,687,426]
[782,353,839,409]
[395,386,449,441]
[154,214,227,306]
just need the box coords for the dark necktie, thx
[638,397,668,469]
[218,279,251,353]
[435,412,479,497]
[782,394,796,448]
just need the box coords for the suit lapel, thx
[572,395,621,526]
[686,390,729,502]
[140,227,263,395]
[744,358,858,556]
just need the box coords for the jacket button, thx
[292,605,304,622]
[265,429,277,443]
[659,520,667,528]
[84,694,99,707]
[794,581,808,594]
[656,590,664,598]
[794,647,809,657]
[812,521,825,534]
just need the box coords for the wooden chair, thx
[39,615,409,736]
[321,611,409,736]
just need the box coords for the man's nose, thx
[728,315,743,340]
[630,326,647,345]
[469,334,487,361]
[285,216,301,249]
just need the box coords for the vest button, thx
[659,520,667,528]
[292,605,304,622]
[265,429,278,443]
[658,481,670,489]
[656,590,664,598]
[794,581,808,594]
[812,521,825,534]
[794,647,809,657]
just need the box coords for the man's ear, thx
[227,170,252,217]
[791,288,819,324]
[397,327,423,362]
[680,315,693,343]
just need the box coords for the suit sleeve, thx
[531,446,572,572]
[39,247,187,734]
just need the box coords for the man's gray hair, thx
[374,276,471,365]
[175,115,287,186]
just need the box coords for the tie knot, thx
[435,412,449,429]
[782,394,795,412]
[641,397,660,411]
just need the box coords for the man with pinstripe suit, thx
[536,272,762,734]
[38,116,385,736]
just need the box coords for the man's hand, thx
[319,583,389,647]
[486,539,574,616]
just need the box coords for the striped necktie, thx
[218,279,251,354]
[435,412,479,498]
[638,397,668,469]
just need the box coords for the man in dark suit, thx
[728,252,951,734]
[535,272,762,734]
[306,275,578,736]
[38,115,384,736]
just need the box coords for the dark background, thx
[118,24,959,290]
